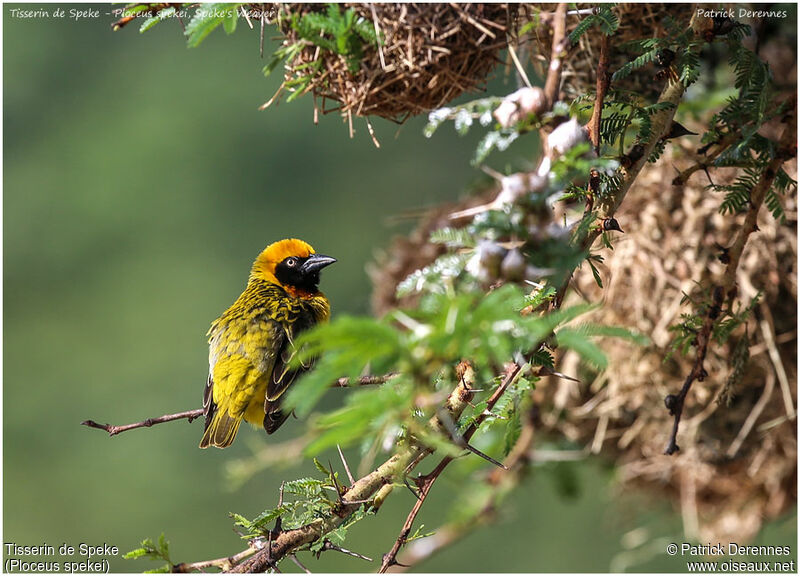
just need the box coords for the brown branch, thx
[584,32,611,154]
[671,130,742,186]
[378,362,524,573]
[173,545,258,573]
[552,28,704,308]
[664,104,796,455]
[83,374,397,438]
[542,3,568,109]
[81,409,204,437]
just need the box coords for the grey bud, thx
[547,118,589,157]
[501,248,526,281]
[478,240,506,279]
[493,87,546,129]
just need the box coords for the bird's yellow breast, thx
[207,279,330,426]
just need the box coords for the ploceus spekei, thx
[200,239,336,449]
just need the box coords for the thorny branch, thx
[554,16,707,308]
[671,130,742,186]
[378,362,525,573]
[393,404,542,570]
[584,32,611,154]
[664,104,797,455]
[230,362,480,573]
[377,11,587,568]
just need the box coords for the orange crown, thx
[250,238,316,285]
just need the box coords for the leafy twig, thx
[231,363,478,573]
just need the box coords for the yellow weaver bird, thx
[199,239,336,449]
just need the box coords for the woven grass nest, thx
[273,3,516,122]
[370,148,798,544]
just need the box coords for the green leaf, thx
[429,227,476,248]
[305,379,414,455]
[123,534,171,572]
[503,405,522,456]
[555,327,608,368]
[122,547,149,560]
[612,45,660,82]
[223,9,238,34]
[139,7,175,33]
[185,4,239,48]
[568,15,596,45]
[588,259,603,288]
[286,316,403,417]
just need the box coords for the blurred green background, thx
[3,4,795,573]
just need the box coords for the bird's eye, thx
[286,258,297,267]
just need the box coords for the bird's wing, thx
[202,373,215,418]
[266,326,314,402]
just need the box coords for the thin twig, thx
[664,105,796,454]
[542,3,568,109]
[337,444,356,485]
[507,42,532,89]
[378,363,523,573]
[394,403,541,571]
[584,32,611,154]
[289,554,311,574]
[758,306,796,420]
[320,541,373,562]
[334,373,398,387]
[232,364,478,573]
[260,8,266,59]
[727,370,775,458]
[671,131,741,186]
[81,409,204,437]
[83,374,397,438]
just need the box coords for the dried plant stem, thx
[727,370,776,458]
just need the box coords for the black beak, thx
[300,254,337,274]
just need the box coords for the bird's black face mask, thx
[275,253,337,293]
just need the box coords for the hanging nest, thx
[539,151,797,544]
[271,3,517,122]
[371,146,797,543]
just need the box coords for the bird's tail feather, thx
[199,411,241,448]
[263,408,290,434]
